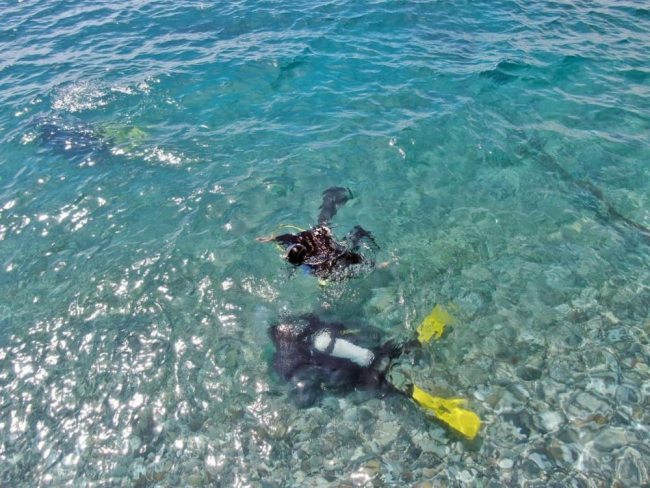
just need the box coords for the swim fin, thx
[417,304,455,344]
[317,187,353,224]
[100,124,148,152]
[411,385,481,440]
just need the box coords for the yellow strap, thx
[273,223,305,233]
[412,385,481,440]
[267,223,306,251]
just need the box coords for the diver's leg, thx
[255,236,275,243]
[317,187,353,225]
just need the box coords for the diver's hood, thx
[286,243,307,265]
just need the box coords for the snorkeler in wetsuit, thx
[256,187,378,280]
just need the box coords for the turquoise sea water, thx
[1,0,650,486]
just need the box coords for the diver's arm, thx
[274,233,300,245]
[256,232,299,244]
[256,236,275,243]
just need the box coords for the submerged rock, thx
[546,440,577,468]
[349,459,382,486]
[367,287,394,314]
[535,411,564,433]
[592,427,628,452]
[567,392,612,421]
[517,365,543,381]
[129,436,142,454]
[615,447,648,487]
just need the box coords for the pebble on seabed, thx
[536,411,563,433]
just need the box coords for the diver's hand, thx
[256,236,275,243]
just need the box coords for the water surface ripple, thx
[1,0,649,486]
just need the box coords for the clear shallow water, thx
[1,0,650,486]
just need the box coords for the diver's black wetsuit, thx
[39,121,108,158]
[267,187,378,280]
[269,315,402,407]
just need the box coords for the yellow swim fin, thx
[417,304,455,344]
[411,385,481,440]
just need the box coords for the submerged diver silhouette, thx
[269,314,404,407]
[268,313,482,439]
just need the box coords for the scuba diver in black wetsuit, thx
[269,314,404,407]
[38,120,109,158]
[268,313,482,439]
[256,187,380,280]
